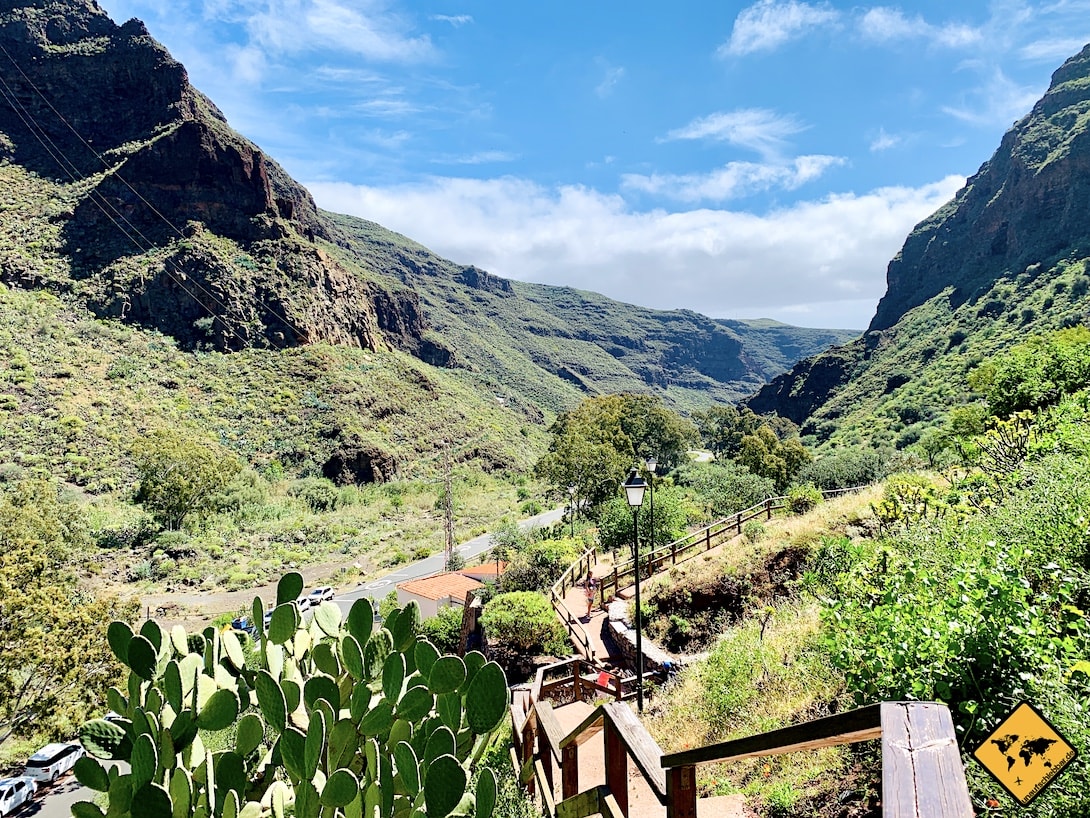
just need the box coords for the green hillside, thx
[748,43,1090,446]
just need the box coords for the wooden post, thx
[562,743,579,800]
[522,720,536,797]
[881,702,973,818]
[705,528,710,550]
[736,512,742,534]
[573,659,583,701]
[604,720,629,817]
[671,540,677,564]
[665,766,697,818]
[537,722,554,794]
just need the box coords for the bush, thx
[480,592,568,657]
[421,605,465,654]
[796,447,884,491]
[288,476,340,512]
[786,484,821,514]
[742,521,765,543]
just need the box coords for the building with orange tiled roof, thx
[396,572,483,619]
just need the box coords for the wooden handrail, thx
[660,701,972,818]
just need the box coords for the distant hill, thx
[747,43,1090,448]
[0,0,855,459]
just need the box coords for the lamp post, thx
[645,456,657,553]
[567,483,577,538]
[622,467,647,712]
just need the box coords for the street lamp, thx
[645,456,657,553]
[622,467,647,712]
[567,483,577,538]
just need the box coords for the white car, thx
[24,742,84,783]
[0,777,36,816]
[305,586,335,604]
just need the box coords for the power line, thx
[0,39,311,351]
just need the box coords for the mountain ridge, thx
[0,0,856,419]
[747,41,1090,444]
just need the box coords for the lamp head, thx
[646,456,658,475]
[622,467,647,507]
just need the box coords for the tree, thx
[675,461,775,518]
[970,327,1090,417]
[596,486,690,553]
[536,394,697,510]
[693,405,798,459]
[0,480,136,748]
[737,426,811,492]
[499,537,581,593]
[132,428,242,529]
[480,592,568,657]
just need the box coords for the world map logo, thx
[973,702,1077,806]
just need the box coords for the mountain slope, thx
[0,0,854,423]
[747,43,1090,445]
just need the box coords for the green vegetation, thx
[479,592,568,663]
[0,479,137,751]
[644,333,1090,815]
[75,573,510,818]
[535,393,698,508]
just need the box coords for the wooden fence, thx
[512,690,973,818]
[596,486,862,606]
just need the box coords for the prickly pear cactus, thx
[74,573,507,818]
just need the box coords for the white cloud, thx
[595,63,626,98]
[431,150,518,165]
[244,0,435,63]
[720,0,840,57]
[941,67,1043,127]
[1018,36,1090,62]
[869,127,901,152]
[621,155,844,202]
[663,109,807,160]
[430,14,472,26]
[858,7,982,48]
[307,173,965,329]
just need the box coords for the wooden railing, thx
[549,547,598,661]
[597,486,864,606]
[512,692,973,818]
[659,700,973,818]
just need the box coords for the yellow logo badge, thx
[973,702,1077,806]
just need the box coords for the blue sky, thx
[97,1,1090,330]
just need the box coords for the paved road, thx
[334,504,566,613]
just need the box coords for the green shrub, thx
[288,476,340,512]
[480,591,568,658]
[742,521,765,543]
[796,447,884,491]
[421,604,465,654]
[786,484,821,514]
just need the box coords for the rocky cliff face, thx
[748,43,1090,431]
[871,43,1090,331]
[0,0,444,354]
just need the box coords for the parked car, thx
[295,596,313,612]
[0,777,36,816]
[305,586,335,604]
[230,616,256,636]
[24,742,84,783]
